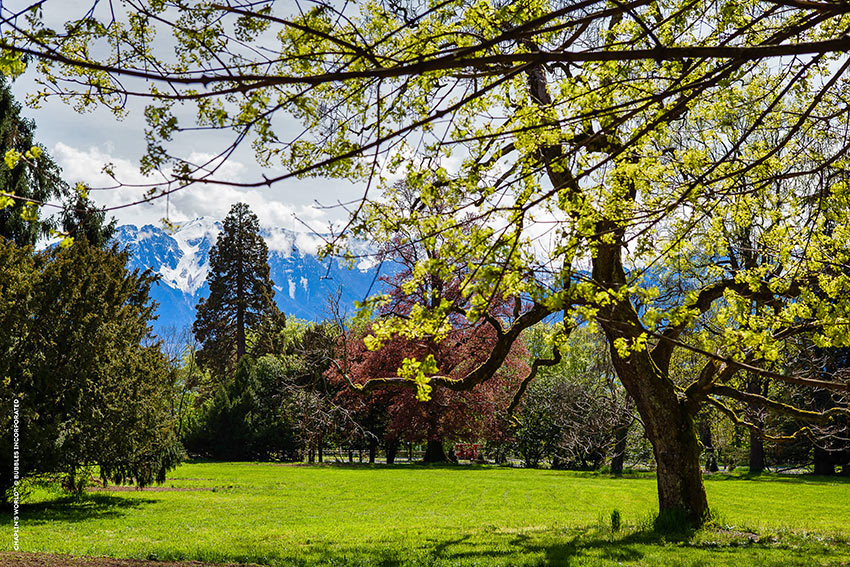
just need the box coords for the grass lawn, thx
[2,461,849,566]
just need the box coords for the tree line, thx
[183,202,850,477]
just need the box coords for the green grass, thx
[2,462,850,566]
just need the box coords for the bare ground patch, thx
[0,553,261,567]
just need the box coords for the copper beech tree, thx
[329,271,529,463]
[6,0,850,524]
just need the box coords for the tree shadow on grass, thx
[8,493,156,525]
[502,529,656,566]
[514,527,850,567]
[305,530,652,566]
[705,471,850,485]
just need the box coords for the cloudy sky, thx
[11,72,363,232]
[3,0,366,233]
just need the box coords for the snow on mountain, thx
[114,218,392,337]
[156,217,221,295]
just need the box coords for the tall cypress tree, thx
[0,78,68,245]
[193,202,278,377]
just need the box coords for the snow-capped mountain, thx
[114,217,391,337]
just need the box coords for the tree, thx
[514,325,633,471]
[0,238,183,498]
[193,202,279,377]
[59,191,116,249]
[329,186,528,463]
[185,319,344,462]
[333,314,526,463]
[0,77,68,245]
[184,355,301,461]
[10,1,850,526]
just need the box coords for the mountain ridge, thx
[114,217,389,337]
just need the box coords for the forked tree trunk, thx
[601,311,710,525]
[594,228,710,526]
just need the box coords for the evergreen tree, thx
[193,202,278,377]
[0,239,183,499]
[0,78,68,245]
[183,355,300,461]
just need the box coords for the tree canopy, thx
[6,0,850,524]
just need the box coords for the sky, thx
[3,1,362,232]
[10,74,361,232]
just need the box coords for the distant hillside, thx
[114,218,392,337]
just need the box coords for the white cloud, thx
[52,143,353,231]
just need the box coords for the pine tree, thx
[0,78,68,245]
[193,202,278,377]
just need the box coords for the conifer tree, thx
[193,202,278,377]
[59,192,117,249]
[0,238,183,499]
[0,78,68,245]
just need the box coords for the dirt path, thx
[0,552,261,567]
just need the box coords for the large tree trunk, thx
[599,304,710,525]
[645,401,709,523]
[593,215,710,526]
[423,439,448,462]
[598,335,709,523]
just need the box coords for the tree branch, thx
[707,396,813,442]
[712,384,850,424]
[507,346,563,415]
[334,302,554,395]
